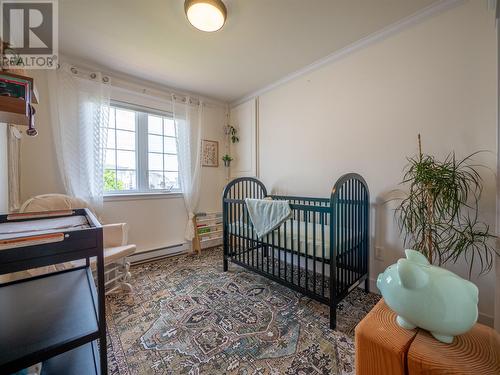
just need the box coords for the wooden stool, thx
[408,324,500,375]
[355,299,417,375]
[355,299,500,375]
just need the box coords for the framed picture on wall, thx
[201,139,219,167]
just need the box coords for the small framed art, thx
[201,139,219,167]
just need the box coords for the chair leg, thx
[103,259,133,295]
[119,260,133,293]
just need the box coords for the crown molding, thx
[231,0,466,107]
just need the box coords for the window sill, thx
[104,192,183,202]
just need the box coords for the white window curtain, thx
[47,64,110,213]
[173,95,204,242]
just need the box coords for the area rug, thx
[106,247,379,375]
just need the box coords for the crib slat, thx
[272,229,275,277]
[321,211,325,298]
[353,180,357,279]
[340,186,343,294]
[338,185,342,294]
[262,232,265,273]
[313,205,317,295]
[244,181,247,266]
[283,220,287,282]
[278,223,281,280]
[348,180,352,288]
[366,187,369,275]
[358,182,362,277]
[232,195,235,260]
[266,232,270,274]
[346,179,354,284]
[341,185,346,294]
[297,216,301,288]
[350,180,354,286]
[352,179,356,284]
[237,182,241,264]
[291,216,294,285]
[305,207,309,293]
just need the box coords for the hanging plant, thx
[225,125,239,143]
[222,154,233,167]
[395,135,498,277]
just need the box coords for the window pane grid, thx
[147,115,179,191]
[105,106,180,194]
[104,107,138,192]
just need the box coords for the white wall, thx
[20,70,227,253]
[245,1,497,323]
[0,123,8,213]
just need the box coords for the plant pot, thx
[223,160,231,167]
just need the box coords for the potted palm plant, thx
[396,135,498,276]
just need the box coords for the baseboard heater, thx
[129,242,189,265]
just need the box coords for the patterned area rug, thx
[106,247,379,374]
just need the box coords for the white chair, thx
[19,194,135,294]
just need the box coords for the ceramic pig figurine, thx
[376,249,478,344]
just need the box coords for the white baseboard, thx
[129,243,189,264]
[366,278,494,328]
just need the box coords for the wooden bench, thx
[355,299,500,375]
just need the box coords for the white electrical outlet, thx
[375,246,384,260]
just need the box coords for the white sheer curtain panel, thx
[7,125,22,212]
[173,95,204,242]
[47,64,110,213]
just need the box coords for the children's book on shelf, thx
[192,212,223,254]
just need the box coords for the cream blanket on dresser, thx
[245,198,292,238]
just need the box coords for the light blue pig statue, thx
[376,249,478,344]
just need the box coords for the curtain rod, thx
[58,61,226,109]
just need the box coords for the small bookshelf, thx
[192,212,223,254]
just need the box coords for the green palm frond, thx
[395,135,497,277]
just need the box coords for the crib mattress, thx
[229,220,358,260]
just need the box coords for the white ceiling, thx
[59,0,439,102]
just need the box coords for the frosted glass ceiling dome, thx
[184,0,227,32]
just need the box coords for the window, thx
[104,104,180,194]
[105,107,137,191]
[147,115,179,191]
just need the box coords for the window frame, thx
[104,101,182,197]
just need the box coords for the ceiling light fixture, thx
[184,0,227,32]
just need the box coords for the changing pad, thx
[0,216,90,240]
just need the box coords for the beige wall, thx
[0,123,8,213]
[20,70,227,252]
[252,1,497,323]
